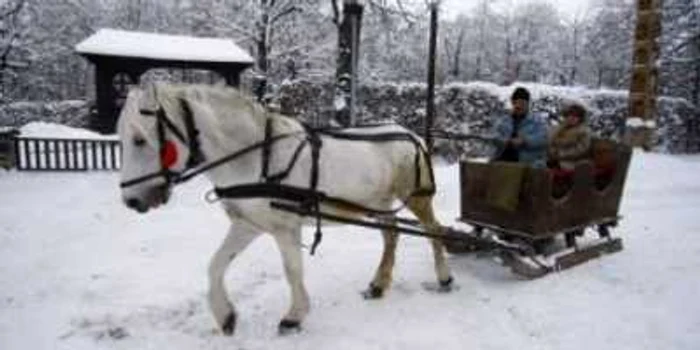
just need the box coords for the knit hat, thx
[511,87,530,102]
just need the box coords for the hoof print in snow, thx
[102,327,128,340]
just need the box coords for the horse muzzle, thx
[124,185,171,213]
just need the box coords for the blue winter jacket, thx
[493,112,548,168]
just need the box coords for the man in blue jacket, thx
[459,87,549,247]
[493,87,548,167]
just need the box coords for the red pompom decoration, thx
[160,141,178,169]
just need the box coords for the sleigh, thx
[267,134,633,279]
[446,138,633,277]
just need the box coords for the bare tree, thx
[560,11,589,86]
[581,0,635,88]
[0,0,27,100]
[660,0,700,105]
[441,15,466,80]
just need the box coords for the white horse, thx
[117,83,453,335]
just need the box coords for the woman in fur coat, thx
[549,103,592,170]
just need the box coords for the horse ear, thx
[139,82,160,112]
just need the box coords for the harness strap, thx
[257,117,312,185]
[179,99,205,168]
[260,117,273,181]
[214,183,324,203]
[159,111,187,145]
[307,129,323,255]
[155,108,176,184]
[266,139,308,183]
[213,183,408,217]
[120,169,175,188]
[308,129,322,191]
[175,132,303,184]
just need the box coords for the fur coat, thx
[549,123,592,170]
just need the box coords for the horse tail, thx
[410,133,437,197]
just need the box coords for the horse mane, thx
[147,83,304,140]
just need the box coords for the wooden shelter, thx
[76,29,254,133]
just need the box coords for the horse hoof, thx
[438,276,454,292]
[440,276,454,288]
[221,312,237,336]
[362,284,384,299]
[278,319,301,335]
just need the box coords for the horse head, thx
[117,83,198,213]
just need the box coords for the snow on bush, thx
[1,81,697,156]
[0,100,91,129]
[277,79,699,157]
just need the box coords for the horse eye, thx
[133,137,146,147]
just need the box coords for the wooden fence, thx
[13,137,121,171]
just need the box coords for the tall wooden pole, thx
[626,0,663,149]
[426,1,439,154]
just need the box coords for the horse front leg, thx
[406,196,454,290]
[208,220,260,336]
[364,218,400,299]
[272,226,310,334]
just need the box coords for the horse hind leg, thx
[363,218,400,299]
[406,195,454,289]
[208,220,260,336]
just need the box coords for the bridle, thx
[119,99,205,189]
[119,98,304,190]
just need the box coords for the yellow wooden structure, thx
[626,0,664,148]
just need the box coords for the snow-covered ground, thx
[1,126,700,350]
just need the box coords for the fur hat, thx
[563,103,587,121]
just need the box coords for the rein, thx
[119,128,303,188]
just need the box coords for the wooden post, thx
[626,0,663,149]
[425,1,439,153]
[335,0,363,127]
[94,65,117,134]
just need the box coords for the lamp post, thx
[335,0,364,127]
[426,1,440,153]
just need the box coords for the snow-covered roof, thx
[75,28,254,64]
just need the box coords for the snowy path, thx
[1,152,699,350]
